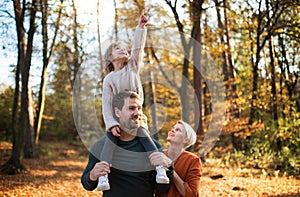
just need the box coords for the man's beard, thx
[120,115,139,134]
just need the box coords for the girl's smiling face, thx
[111,44,129,63]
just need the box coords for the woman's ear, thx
[184,137,189,147]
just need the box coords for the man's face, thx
[115,97,142,132]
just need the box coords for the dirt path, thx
[0,140,299,197]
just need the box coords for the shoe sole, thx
[97,185,110,191]
[156,178,169,184]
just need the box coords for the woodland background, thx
[0,0,299,196]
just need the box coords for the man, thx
[81,91,174,197]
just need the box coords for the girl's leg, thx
[137,127,158,157]
[137,127,169,184]
[100,132,118,164]
[98,132,118,191]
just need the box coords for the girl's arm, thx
[102,76,119,131]
[129,10,148,72]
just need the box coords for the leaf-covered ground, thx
[0,140,299,197]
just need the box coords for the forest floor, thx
[0,140,299,197]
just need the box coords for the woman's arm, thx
[173,171,186,196]
[175,157,202,197]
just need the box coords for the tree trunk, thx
[23,79,36,158]
[23,0,38,159]
[249,0,263,124]
[71,0,83,137]
[214,0,229,92]
[266,0,279,123]
[1,0,25,174]
[35,0,63,145]
[279,33,299,115]
[11,37,21,156]
[269,37,279,122]
[1,0,38,173]
[250,0,287,123]
[278,34,285,118]
[97,0,104,70]
[224,0,240,119]
[165,0,192,123]
[113,0,118,41]
[148,72,159,140]
[191,0,204,136]
[6,0,27,173]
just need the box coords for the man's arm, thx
[81,138,109,191]
[81,152,99,191]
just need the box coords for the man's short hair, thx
[112,91,141,111]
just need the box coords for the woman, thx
[152,120,202,197]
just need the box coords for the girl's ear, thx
[115,107,121,118]
[108,54,113,61]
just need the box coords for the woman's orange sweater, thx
[156,151,202,197]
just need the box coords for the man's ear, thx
[115,107,121,118]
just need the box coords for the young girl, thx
[97,10,169,191]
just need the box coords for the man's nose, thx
[134,108,141,115]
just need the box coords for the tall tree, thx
[71,0,83,137]
[165,0,193,123]
[276,3,300,116]
[213,0,240,120]
[223,0,240,119]
[18,0,37,159]
[213,0,229,91]
[191,0,204,136]
[1,0,38,174]
[266,0,279,122]
[113,0,118,41]
[249,0,289,123]
[97,0,104,70]
[34,0,64,146]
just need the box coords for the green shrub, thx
[246,117,300,175]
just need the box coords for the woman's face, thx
[167,123,187,146]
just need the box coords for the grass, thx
[0,140,299,197]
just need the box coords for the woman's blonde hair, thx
[178,120,197,149]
